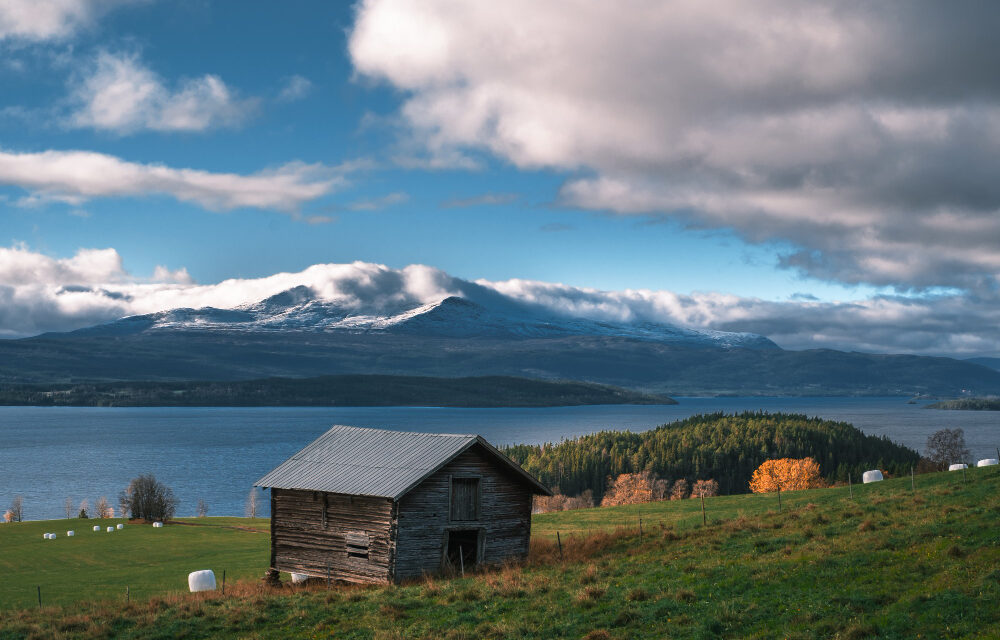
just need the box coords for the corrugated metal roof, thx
[255,425,550,499]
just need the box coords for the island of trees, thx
[505,411,920,502]
[926,397,1000,411]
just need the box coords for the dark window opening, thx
[346,531,370,561]
[446,529,479,570]
[451,477,480,521]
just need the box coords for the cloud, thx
[70,51,255,133]
[0,148,348,212]
[0,0,139,42]
[346,191,408,211]
[277,75,313,102]
[4,245,1000,357]
[349,1,1000,291]
[442,192,518,208]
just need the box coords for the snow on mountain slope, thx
[71,286,779,350]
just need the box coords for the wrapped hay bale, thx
[106,526,114,533]
[188,570,216,592]
[43,533,51,540]
[948,463,968,471]
[116,524,124,530]
[153,522,163,528]
[93,525,101,532]
[977,458,999,467]
[67,531,74,537]
[290,572,310,584]
[862,470,883,483]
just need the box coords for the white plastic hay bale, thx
[948,463,968,471]
[93,525,101,532]
[43,533,51,540]
[977,458,999,467]
[862,470,883,483]
[116,523,124,530]
[290,572,310,584]
[67,531,74,537]
[106,526,114,533]
[153,521,163,528]
[50,533,56,539]
[188,570,216,592]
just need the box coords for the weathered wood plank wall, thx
[271,488,394,583]
[394,444,533,581]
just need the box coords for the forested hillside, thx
[504,412,920,497]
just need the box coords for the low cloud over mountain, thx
[3,244,1000,357]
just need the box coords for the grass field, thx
[1,467,999,638]
[0,517,269,610]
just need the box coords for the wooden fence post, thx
[848,474,853,500]
[37,586,41,608]
[701,493,707,525]
[126,585,129,603]
[639,517,642,539]
[222,570,226,595]
[911,466,915,492]
[777,487,782,513]
[459,545,465,577]
[556,531,563,562]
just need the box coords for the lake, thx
[2,398,997,520]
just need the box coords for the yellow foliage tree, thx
[749,458,822,493]
[600,471,655,506]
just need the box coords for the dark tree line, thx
[504,412,920,499]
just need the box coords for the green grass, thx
[0,517,269,610]
[2,468,999,639]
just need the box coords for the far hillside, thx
[0,374,674,408]
[505,412,920,498]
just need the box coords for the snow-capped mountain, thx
[73,285,778,350]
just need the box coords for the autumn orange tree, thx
[600,471,655,506]
[749,458,822,493]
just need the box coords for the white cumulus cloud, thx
[0,0,139,42]
[349,0,1000,291]
[0,148,349,212]
[70,51,256,133]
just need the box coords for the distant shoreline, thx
[0,374,676,409]
[925,397,1000,411]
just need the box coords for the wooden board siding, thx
[271,488,394,584]
[394,444,533,581]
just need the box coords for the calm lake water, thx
[2,398,997,521]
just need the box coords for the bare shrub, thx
[78,498,89,518]
[925,428,970,469]
[691,479,719,498]
[8,495,23,522]
[120,474,178,522]
[65,497,74,519]
[670,479,690,500]
[197,499,208,518]
[95,496,112,519]
[245,488,260,518]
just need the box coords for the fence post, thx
[37,586,41,608]
[326,561,331,589]
[911,466,915,493]
[222,570,226,595]
[459,545,465,577]
[126,585,129,603]
[639,517,642,539]
[848,474,853,500]
[963,466,967,483]
[701,493,707,525]
[777,487,782,513]
[556,531,563,562]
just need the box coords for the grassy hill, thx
[0,375,673,408]
[2,467,998,638]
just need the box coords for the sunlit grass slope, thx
[2,467,998,638]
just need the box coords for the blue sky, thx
[2,1,1000,356]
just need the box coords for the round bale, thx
[67,531,75,536]
[188,570,216,593]
[948,463,968,471]
[862,470,883,483]
[290,572,310,584]
[977,458,999,467]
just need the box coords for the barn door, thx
[450,477,480,521]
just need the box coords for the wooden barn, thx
[255,425,551,584]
